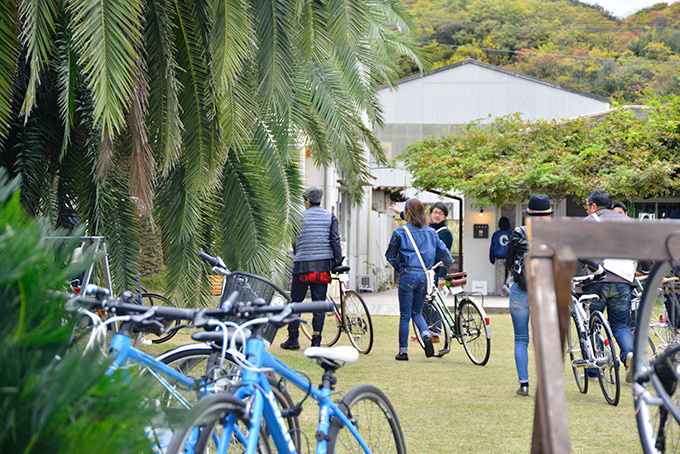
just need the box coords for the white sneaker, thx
[625,352,634,384]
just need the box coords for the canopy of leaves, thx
[403,0,680,102]
[402,93,680,206]
[0,0,427,304]
[0,170,157,453]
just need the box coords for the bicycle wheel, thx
[590,310,620,406]
[156,346,301,450]
[299,297,342,347]
[167,393,271,454]
[413,296,452,357]
[154,345,241,413]
[342,290,374,354]
[134,292,180,344]
[328,384,406,454]
[567,310,588,394]
[633,261,680,454]
[457,298,491,366]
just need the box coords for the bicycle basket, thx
[218,272,291,344]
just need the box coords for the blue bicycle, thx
[167,296,407,454]
[69,283,301,453]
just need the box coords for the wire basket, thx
[218,271,290,344]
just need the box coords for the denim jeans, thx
[582,282,633,362]
[509,283,530,384]
[398,271,430,351]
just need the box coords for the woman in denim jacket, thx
[386,198,453,361]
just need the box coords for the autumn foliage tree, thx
[403,0,680,102]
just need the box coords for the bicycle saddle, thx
[304,346,359,364]
[444,272,467,286]
[331,265,351,274]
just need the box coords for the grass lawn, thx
[148,311,641,453]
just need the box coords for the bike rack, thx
[527,217,680,453]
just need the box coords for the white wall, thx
[378,61,610,125]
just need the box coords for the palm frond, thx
[156,162,210,306]
[212,0,251,91]
[254,0,295,113]
[0,1,19,143]
[68,0,143,146]
[217,138,302,282]
[54,13,79,157]
[18,0,59,119]
[127,52,155,215]
[146,0,183,171]
[174,0,221,194]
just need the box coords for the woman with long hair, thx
[385,198,453,361]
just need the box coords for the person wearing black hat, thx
[506,194,554,396]
[280,186,343,350]
[583,189,635,383]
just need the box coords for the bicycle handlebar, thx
[198,251,227,270]
[70,284,331,328]
[572,263,606,286]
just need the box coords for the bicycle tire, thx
[327,384,407,454]
[299,297,342,347]
[133,292,180,344]
[342,290,374,354]
[633,261,680,454]
[167,393,271,454]
[413,295,452,356]
[567,310,588,394]
[156,345,302,450]
[154,345,241,413]
[590,310,620,406]
[458,298,491,366]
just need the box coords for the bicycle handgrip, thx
[289,301,334,314]
[198,251,221,268]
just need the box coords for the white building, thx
[369,59,612,295]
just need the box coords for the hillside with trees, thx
[401,0,680,102]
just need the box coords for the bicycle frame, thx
[570,295,596,364]
[106,328,204,410]
[218,334,369,454]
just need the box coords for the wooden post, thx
[527,252,572,453]
[526,217,680,452]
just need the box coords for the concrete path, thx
[358,288,509,315]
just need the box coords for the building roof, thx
[378,58,610,104]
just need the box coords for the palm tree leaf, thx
[146,0,183,171]
[18,0,59,119]
[254,0,295,113]
[174,0,221,194]
[0,1,19,143]
[156,162,211,306]
[127,53,155,215]
[212,0,251,90]
[68,0,143,142]
[54,14,79,158]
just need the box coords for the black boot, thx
[311,334,322,347]
[280,337,300,350]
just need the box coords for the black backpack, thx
[510,226,528,291]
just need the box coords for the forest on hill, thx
[400,0,680,102]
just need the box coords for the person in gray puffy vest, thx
[280,186,344,350]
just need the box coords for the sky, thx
[582,0,679,18]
